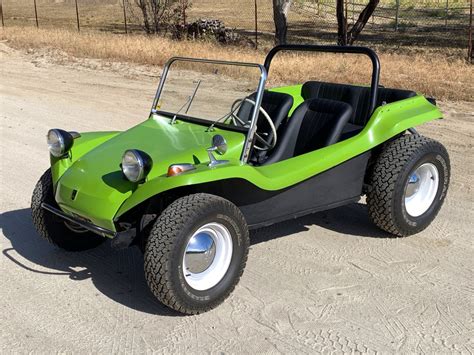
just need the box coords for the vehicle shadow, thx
[0,204,389,315]
[250,202,392,245]
[0,208,181,317]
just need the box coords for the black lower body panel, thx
[240,152,370,229]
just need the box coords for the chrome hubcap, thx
[404,163,439,217]
[183,223,233,291]
[184,232,216,274]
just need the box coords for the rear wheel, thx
[366,134,450,237]
[31,169,106,251]
[144,193,249,314]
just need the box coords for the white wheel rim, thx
[182,223,233,291]
[404,163,439,217]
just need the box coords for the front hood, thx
[55,114,245,230]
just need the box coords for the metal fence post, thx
[75,0,80,31]
[344,0,348,23]
[33,0,38,28]
[395,0,400,32]
[469,0,473,63]
[0,0,4,28]
[445,0,449,30]
[254,0,258,49]
[122,0,128,34]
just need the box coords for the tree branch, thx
[347,0,380,45]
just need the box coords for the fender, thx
[116,95,441,219]
[51,131,120,185]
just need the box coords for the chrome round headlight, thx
[121,149,153,182]
[47,129,74,158]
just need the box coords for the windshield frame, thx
[150,57,268,164]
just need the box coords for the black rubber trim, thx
[156,111,248,134]
[426,97,437,106]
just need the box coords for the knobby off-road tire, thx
[144,193,249,315]
[31,169,106,251]
[366,134,450,237]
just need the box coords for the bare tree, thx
[133,0,175,34]
[128,0,191,35]
[174,0,191,27]
[337,0,380,45]
[272,0,292,45]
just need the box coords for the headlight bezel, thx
[47,129,74,158]
[121,149,153,183]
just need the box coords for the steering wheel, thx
[228,98,277,151]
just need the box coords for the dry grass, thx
[2,0,469,58]
[1,26,473,101]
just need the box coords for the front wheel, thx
[366,134,450,237]
[144,193,249,314]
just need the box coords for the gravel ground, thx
[1,43,473,353]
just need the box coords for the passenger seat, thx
[264,98,352,165]
[301,81,417,140]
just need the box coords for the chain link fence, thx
[1,0,472,58]
[290,1,471,49]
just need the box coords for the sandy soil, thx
[1,43,473,353]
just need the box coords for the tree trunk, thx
[336,0,380,45]
[273,0,292,45]
[336,0,347,45]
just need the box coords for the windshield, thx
[151,58,266,129]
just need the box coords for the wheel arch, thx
[117,178,261,248]
[118,177,264,222]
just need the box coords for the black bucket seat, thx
[264,98,352,165]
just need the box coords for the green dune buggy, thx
[31,45,450,314]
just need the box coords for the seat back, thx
[301,81,416,126]
[236,90,293,163]
[302,81,365,125]
[264,98,353,165]
[236,90,293,134]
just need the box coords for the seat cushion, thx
[339,122,363,141]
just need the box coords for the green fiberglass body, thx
[32,45,450,314]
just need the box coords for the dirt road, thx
[1,43,473,353]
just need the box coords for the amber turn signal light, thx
[167,163,196,177]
